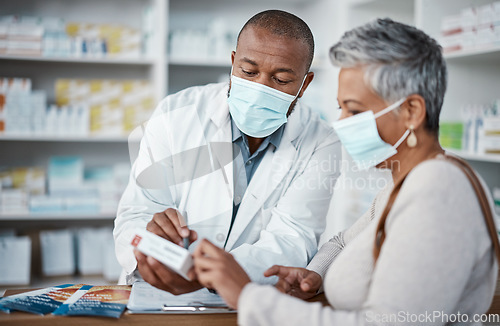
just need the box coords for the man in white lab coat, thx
[114,10,341,294]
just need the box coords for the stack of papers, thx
[127,281,234,314]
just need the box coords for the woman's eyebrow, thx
[342,99,365,106]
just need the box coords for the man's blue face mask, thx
[332,98,409,170]
[227,74,306,138]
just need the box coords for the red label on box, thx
[131,235,142,247]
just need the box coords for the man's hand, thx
[264,265,322,300]
[136,208,200,294]
[146,208,197,247]
[134,249,202,295]
[193,239,251,309]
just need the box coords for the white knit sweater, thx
[238,159,497,326]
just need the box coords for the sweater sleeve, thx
[307,185,389,279]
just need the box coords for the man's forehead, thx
[236,26,309,72]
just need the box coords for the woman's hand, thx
[193,239,251,309]
[264,265,322,300]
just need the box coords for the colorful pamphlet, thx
[0,284,82,315]
[52,285,131,318]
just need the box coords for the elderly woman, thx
[192,18,499,325]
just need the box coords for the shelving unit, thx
[0,212,115,221]
[0,135,129,142]
[0,54,156,65]
[0,0,161,289]
[445,149,500,164]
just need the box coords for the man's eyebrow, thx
[240,57,258,66]
[275,67,296,75]
[239,58,296,74]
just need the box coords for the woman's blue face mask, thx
[332,98,409,170]
[227,74,306,138]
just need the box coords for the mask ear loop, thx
[294,74,308,100]
[393,129,410,149]
[373,97,409,148]
[374,98,406,119]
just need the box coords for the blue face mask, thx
[332,98,409,170]
[227,75,305,138]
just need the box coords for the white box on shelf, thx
[102,228,122,281]
[29,195,64,213]
[76,228,104,275]
[39,229,75,276]
[0,188,29,214]
[494,2,500,24]
[0,235,31,285]
[441,14,462,35]
[461,7,478,31]
[48,156,83,193]
[478,4,495,27]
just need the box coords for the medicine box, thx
[130,229,193,280]
[0,235,31,285]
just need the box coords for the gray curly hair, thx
[330,18,447,133]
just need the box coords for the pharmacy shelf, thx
[445,148,500,164]
[348,0,414,11]
[0,134,132,143]
[168,57,231,67]
[0,212,116,221]
[444,46,500,63]
[0,54,156,65]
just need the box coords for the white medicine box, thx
[0,235,31,285]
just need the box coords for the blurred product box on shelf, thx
[0,16,43,56]
[0,77,154,137]
[40,229,76,277]
[439,1,500,53]
[0,157,129,216]
[55,79,154,135]
[439,122,463,150]
[0,13,155,58]
[48,156,83,193]
[0,235,31,285]
[102,231,122,281]
[483,117,500,154]
[169,18,237,62]
[76,227,122,279]
[39,227,122,281]
[494,188,500,215]
[445,99,500,155]
[0,188,29,214]
[76,228,106,275]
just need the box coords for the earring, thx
[407,125,417,148]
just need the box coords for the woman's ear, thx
[403,94,427,130]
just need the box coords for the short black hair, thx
[237,10,315,72]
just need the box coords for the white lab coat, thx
[114,82,341,284]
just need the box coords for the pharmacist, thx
[114,10,341,294]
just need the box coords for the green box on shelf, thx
[440,122,463,138]
[440,136,463,149]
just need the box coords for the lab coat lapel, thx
[206,87,234,201]
[225,107,303,250]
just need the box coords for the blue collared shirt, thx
[228,118,285,237]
